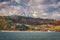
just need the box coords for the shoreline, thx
[0,30,55,32]
[0,30,42,32]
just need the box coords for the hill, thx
[0,15,60,32]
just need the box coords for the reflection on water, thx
[0,32,60,40]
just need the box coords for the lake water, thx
[0,32,60,40]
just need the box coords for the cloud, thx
[51,11,60,19]
[32,11,38,18]
[0,0,60,20]
[0,0,11,2]
[46,7,58,12]
[15,0,20,3]
[0,5,22,16]
[32,13,37,18]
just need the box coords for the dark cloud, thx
[57,0,60,2]
[20,0,30,4]
[8,1,19,6]
[0,0,11,2]
[46,7,58,12]
[41,0,57,5]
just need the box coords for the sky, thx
[0,0,60,20]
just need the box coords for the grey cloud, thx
[0,0,11,2]
[0,0,60,20]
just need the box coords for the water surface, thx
[0,32,60,40]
